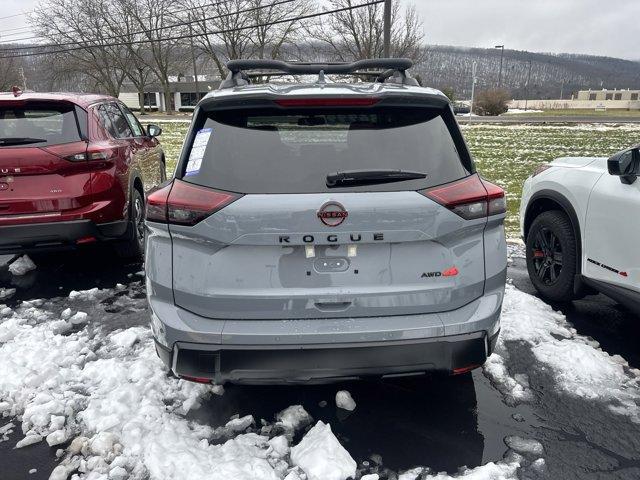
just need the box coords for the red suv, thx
[0,92,166,257]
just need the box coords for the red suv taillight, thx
[146,179,242,226]
[43,142,115,162]
[420,174,506,220]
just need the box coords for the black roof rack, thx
[220,58,419,89]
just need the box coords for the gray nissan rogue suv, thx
[145,59,507,384]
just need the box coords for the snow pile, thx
[0,300,285,479]
[335,390,356,411]
[290,421,357,480]
[0,288,16,301]
[68,287,112,302]
[486,285,640,420]
[8,255,36,276]
[276,404,313,431]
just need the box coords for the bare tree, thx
[115,0,187,114]
[30,0,129,96]
[0,57,23,91]
[184,0,313,78]
[310,0,424,63]
[248,0,313,60]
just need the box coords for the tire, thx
[526,210,577,303]
[116,188,145,260]
[160,157,167,182]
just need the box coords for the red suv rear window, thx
[0,103,81,147]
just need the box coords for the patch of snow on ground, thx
[8,255,36,276]
[502,109,544,114]
[335,390,356,411]
[504,436,544,457]
[486,284,640,421]
[290,421,357,480]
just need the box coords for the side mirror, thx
[147,124,162,138]
[608,147,639,185]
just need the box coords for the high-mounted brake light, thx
[146,179,242,226]
[275,98,380,107]
[420,174,506,220]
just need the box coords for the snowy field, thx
[1,248,640,480]
[155,121,640,236]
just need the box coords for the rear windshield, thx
[0,103,81,147]
[181,106,469,193]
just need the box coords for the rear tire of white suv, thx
[526,210,577,303]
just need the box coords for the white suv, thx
[520,145,640,314]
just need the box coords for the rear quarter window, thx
[180,105,471,194]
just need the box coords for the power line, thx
[0,12,31,20]
[0,0,297,49]
[0,0,238,45]
[0,25,33,33]
[0,0,384,60]
[0,0,231,22]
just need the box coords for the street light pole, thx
[383,0,392,57]
[188,14,201,102]
[495,45,504,88]
[469,61,477,121]
[524,60,532,111]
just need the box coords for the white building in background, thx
[118,77,221,112]
[576,89,640,102]
[510,88,640,111]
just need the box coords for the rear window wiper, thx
[0,137,47,146]
[326,169,427,188]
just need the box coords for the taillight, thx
[145,182,172,223]
[483,179,507,216]
[275,98,379,107]
[420,174,506,220]
[42,142,115,162]
[146,179,242,226]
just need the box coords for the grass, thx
[155,120,640,237]
[507,108,640,117]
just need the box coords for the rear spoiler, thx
[221,58,420,89]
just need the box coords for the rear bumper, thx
[156,331,499,385]
[149,283,504,384]
[0,219,128,253]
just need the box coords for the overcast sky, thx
[403,0,640,60]
[2,0,639,60]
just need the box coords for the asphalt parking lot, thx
[0,246,639,480]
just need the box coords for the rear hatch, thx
[0,101,90,222]
[166,97,495,320]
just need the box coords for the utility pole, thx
[19,67,27,90]
[524,60,532,111]
[469,61,477,121]
[495,45,504,88]
[383,0,392,58]
[188,13,200,102]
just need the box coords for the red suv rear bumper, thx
[0,218,129,253]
